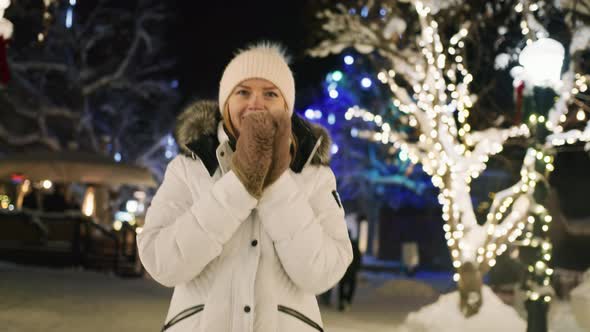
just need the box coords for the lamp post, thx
[518,38,565,138]
[519,38,565,88]
[518,38,565,332]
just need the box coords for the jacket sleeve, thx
[257,165,353,294]
[137,156,257,287]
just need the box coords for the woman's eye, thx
[264,91,278,98]
[236,89,249,96]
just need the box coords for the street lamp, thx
[517,37,566,332]
[519,38,565,87]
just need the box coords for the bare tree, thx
[0,0,180,180]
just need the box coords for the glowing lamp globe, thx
[519,38,564,86]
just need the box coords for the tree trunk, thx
[458,262,484,317]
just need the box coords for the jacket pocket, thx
[161,304,204,332]
[278,305,324,332]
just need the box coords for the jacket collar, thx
[175,100,332,177]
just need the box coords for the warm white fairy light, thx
[311,1,589,317]
[472,145,556,302]
[312,1,570,306]
[344,105,410,148]
[547,73,589,128]
[512,9,590,303]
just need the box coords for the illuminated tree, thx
[310,1,589,323]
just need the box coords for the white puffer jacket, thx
[137,101,353,332]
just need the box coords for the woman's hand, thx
[231,111,275,198]
[264,109,292,188]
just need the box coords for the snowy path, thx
[0,263,440,332]
[0,263,171,332]
[1,262,585,331]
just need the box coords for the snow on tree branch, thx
[310,0,545,316]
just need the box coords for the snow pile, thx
[569,269,590,331]
[548,301,586,332]
[569,26,590,54]
[398,285,526,332]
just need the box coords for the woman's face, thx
[226,78,287,135]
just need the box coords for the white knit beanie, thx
[218,42,295,116]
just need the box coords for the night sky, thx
[171,0,338,110]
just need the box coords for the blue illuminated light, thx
[361,6,369,17]
[361,77,372,88]
[331,71,343,82]
[331,144,339,154]
[66,8,73,28]
[328,113,336,125]
[399,150,408,161]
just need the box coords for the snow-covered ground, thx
[565,270,590,331]
[0,262,171,332]
[0,262,441,332]
[0,262,586,332]
[395,284,588,332]
[398,285,527,332]
[549,300,587,332]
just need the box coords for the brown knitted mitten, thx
[263,110,292,188]
[232,111,276,198]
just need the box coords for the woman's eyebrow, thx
[236,84,278,90]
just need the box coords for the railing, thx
[0,209,141,277]
[81,217,120,273]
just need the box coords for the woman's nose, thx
[247,92,264,109]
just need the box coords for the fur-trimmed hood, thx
[174,100,332,175]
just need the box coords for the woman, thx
[137,42,353,332]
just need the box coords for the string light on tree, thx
[301,54,434,229]
[39,0,59,43]
[311,0,589,329]
[508,6,590,330]
[310,1,538,316]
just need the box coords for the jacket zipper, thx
[278,305,324,332]
[161,304,204,332]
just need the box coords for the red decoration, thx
[10,173,25,184]
[514,80,525,125]
[0,36,10,85]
